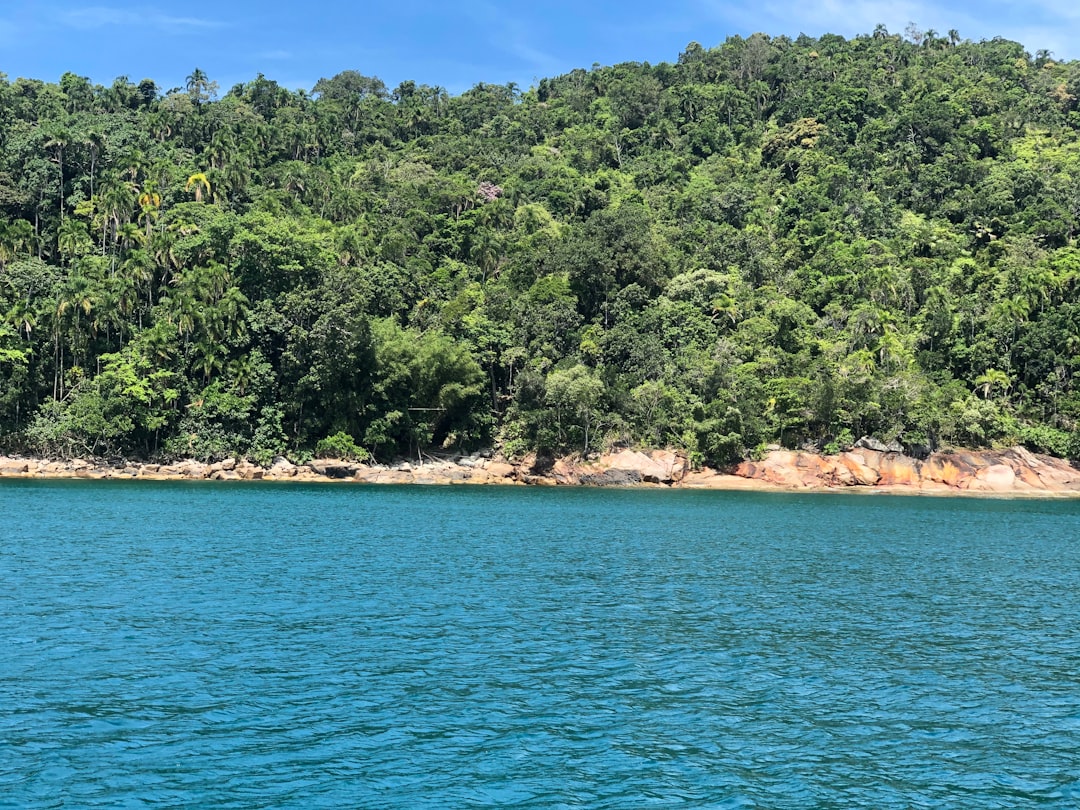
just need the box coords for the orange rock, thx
[550,458,577,484]
[878,454,921,486]
[972,464,1017,492]
[648,449,689,482]
[922,456,966,488]
[837,451,880,486]
[483,462,516,479]
[755,451,811,487]
[601,449,669,483]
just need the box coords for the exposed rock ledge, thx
[1,445,1078,496]
[732,446,1080,494]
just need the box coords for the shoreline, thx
[3,445,1080,498]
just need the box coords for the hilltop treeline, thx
[3,27,1080,464]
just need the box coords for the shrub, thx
[315,431,369,462]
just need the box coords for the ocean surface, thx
[1,480,1079,808]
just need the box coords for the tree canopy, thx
[3,30,1080,465]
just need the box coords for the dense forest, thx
[3,26,1080,466]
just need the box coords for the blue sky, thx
[1,1,1078,95]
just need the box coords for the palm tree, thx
[193,337,226,382]
[3,219,35,262]
[53,274,98,397]
[4,298,38,340]
[84,130,106,205]
[122,248,155,312]
[100,173,136,253]
[207,130,235,171]
[989,295,1031,355]
[212,286,249,344]
[43,125,73,220]
[0,222,12,269]
[147,110,174,142]
[119,147,146,183]
[57,218,91,264]
[149,230,181,289]
[469,229,502,282]
[117,221,146,257]
[975,368,1011,402]
[185,68,216,106]
[185,172,211,202]
[710,293,740,326]
[227,354,258,395]
[138,184,162,240]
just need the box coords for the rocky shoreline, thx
[2,444,1079,496]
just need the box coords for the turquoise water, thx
[2,481,1079,808]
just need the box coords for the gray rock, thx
[579,469,642,486]
[854,436,904,453]
[309,460,359,479]
[270,456,298,476]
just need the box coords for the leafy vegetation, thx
[3,28,1080,464]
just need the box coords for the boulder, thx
[877,454,922,486]
[308,460,359,479]
[483,461,516,479]
[235,462,264,480]
[181,461,208,479]
[737,451,809,487]
[971,464,1017,492]
[648,449,689,483]
[579,468,642,486]
[825,458,857,486]
[0,460,29,475]
[413,467,471,485]
[523,472,559,485]
[368,469,415,485]
[269,456,298,477]
[855,436,904,453]
[679,468,724,488]
[602,449,671,484]
[550,458,578,484]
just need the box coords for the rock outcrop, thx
[1,445,1077,495]
[731,446,1080,494]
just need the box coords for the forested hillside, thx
[3,26,1080,465]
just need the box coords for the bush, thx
[823,427,855,456]
[249,405,289,467]
[315,431,369,462]
[1018,423,1074,458]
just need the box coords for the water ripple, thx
[2,481,1079,807]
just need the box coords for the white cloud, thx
[59,6,223,32]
